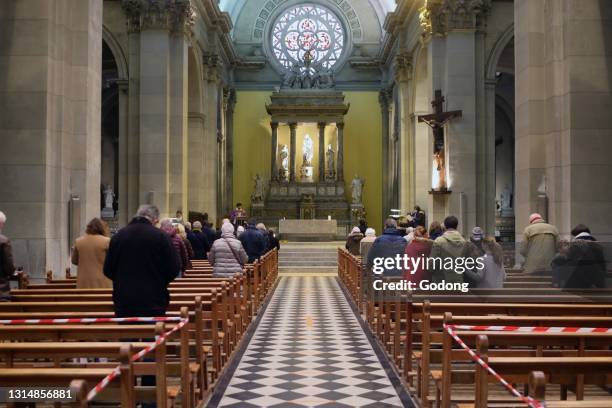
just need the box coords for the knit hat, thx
[529,213,543,224]
[365,228,376,237]
[221,222,234,235]
[471,226,484,241]
[351,226,361,234]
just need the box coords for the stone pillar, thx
[0,0,103,278]
[317,122,326,181]
[395,51,415,212]
[225,89,236,215]
[336,122,345,182]
[117,80,130,226]
[270,122,279,181]
[379,89,391,217]
[202,52,220,223]
[289,123,297,182]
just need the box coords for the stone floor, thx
[208,276,414,408]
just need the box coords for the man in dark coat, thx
[239,218,266,263]
[103,205,180,317]
[563,224,607,289]
[203,222,217,245]
[366,218,407,276]
[188,221,210,260]
[0,211,15,300]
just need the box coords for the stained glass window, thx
[271,4,345,71]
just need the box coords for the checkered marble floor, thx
[213,276,412,408]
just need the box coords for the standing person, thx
[345,227,364,256]
[72,218,112,289]
[256,223,269,252]
[366,219,407,277]
[466,226,485,258]
[428,221,443,241]
[161,220,189,275]
[103,205,180,317]
[429,215,467,284]
[209,223,248,277]
[411,205,426,228]
[239,219,266,263]
[268,229,280,252]
[0,211,15,301]
[464,237,506,288]
[563,224,607,289]
[176,223,194,260]
[520,213,559,274]
[358,219,368,235]
[360,228,376,259]
[403,226,433,283]
[230,203,247,227]
[189,221,210,260]
[203,222,216,246]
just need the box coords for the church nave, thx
[209,276,414,408]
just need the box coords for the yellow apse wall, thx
[232,91,382,232]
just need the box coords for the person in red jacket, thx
[403,226,433,283]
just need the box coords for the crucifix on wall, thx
[418,89,462,191]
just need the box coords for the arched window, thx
[271,4,345,71]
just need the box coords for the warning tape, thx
[443,323,546,408]
[0,316,183,325]
[84,318,188,402]
[445,324,612,333]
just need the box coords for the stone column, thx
[0,0,103,277]
[379,89,391,217]
[202,52,220,223]
[318,122,326,181]
[225,89,236,215]
[270,122,279,181]
[336,122,345,182]
[116,80,130,226]
[289,123,297,182]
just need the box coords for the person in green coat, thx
[520,213,559,274]
[429,215,467,284]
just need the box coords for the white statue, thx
[325,144,335,179]
[537,174,547,195]
[500,184,512,209]
[302,134,313,166]
[351,175,364,204]
[251,174,265,203]
[278,144,289,180]
[103,185,115,209]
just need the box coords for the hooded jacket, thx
[103,217,180,317]
[345,232,364,256]
[563,233,606,289]
[239,224,266,263]
[429,230,467,283]
[366,228,407,277]
[209,229,248,276]
[520,220,559,274]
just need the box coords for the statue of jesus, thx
[302,134,313,166]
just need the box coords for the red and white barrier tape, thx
[84,318,188,402]
[0,316,183,325]
[443,323,545,408]
[446,324,612,334]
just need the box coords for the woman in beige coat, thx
[72,218,112,288]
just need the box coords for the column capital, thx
[289,122,298,129]
[203,52,221,83]
[270,121,279,129]
[336,122,345,130]
[379,88,392,111]
[317,122,327,129]
[394,50,413,83]
[419,0,491,40]
[121,0,196,34]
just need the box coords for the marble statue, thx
[325,144,335,179]
[278,144,289,180]
[537,174,547,195]
[302,134,313,166]
[501,184,513,209]
[251,174,265,203]
[351,175,364,204]
[103,185,115,209]
[280,59,335,90]
[313,64,335,89]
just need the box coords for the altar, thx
[249,55,362,239]
[278,219,337,241]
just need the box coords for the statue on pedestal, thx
[101,184,115,219]
[251,174,265,203]
[325,144,336,180]
[278,144,289,181]
[351,175,364,204]
[300,135,314,181]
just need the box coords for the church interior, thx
[1,0,612,407]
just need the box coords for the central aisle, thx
[212,276,413,408]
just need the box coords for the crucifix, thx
[418,89,462,191]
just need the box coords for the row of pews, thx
[337,248,612,408]
[0,249,278,407]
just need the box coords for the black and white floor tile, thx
[213,276,412,408]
